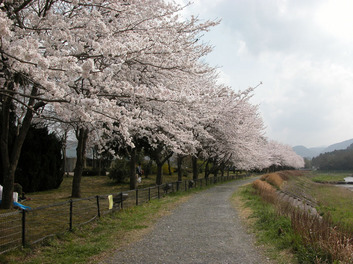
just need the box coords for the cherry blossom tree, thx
[1,0,221,204]
[0,0,303,208]
[266,140,304,170]
[187,81,266,177]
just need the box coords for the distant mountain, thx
[292,145,325,159]
[322,138,353,153]
[293,138,353,159]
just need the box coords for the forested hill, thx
[312,144,353,170]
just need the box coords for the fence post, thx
[69,200,73,231]
[185,180,187,191]
[96,196,101,218]
[136,189,139,206]
[21,209,26,247]
[148,187,151,201]
[158,185,160,199]
[120,192,124,209]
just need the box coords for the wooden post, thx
[21,209,26,247]
[96,196,100,218]
[136,189,139,206]
[69,200,73,231]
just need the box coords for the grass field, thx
[309,171,353,183]
[284,171,353,229]
[7,172,196,210]
[1,193,192,264]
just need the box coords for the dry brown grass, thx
[288,206,353,263]
[252,179,277,204]
[260,170,305,189]
[252,179,276,192]
[261,173,285,189]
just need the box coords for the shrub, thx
[108,159,130,183]
[162,163,174,175]
[10,126,64,192]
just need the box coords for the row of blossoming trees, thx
[0,0,303,209]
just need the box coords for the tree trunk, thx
[98,158,102,176]
[72,128,88,198]
[129,148,137,190]
[1,90,13,209]
[153,150,173,186]
[62,130,68,177]
[204,159,210,179]
[213,160,218,177]
[145,160,152,178]
[192,156,198,180]
[167,158,172,176]
[177,155,184,182]
[156,161,163,185]
[1,85,43,209]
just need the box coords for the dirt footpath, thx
[101,177,269,264]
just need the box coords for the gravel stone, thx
[101,177,268,264]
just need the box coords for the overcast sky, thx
[176,0,353,148]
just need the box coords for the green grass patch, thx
[310,171,352,183]
[285,172,353,230]
[234,185,297,264]
[309,184,353,229]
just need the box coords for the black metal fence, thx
[0,174,243,254]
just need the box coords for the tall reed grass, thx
[260,173,284,189]
[253,173,353,263]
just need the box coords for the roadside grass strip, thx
[235,171,353,264]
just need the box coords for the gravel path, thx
[101,178,268,264]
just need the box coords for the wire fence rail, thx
[0,174,245,254]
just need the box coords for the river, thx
[344,176,353,182]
